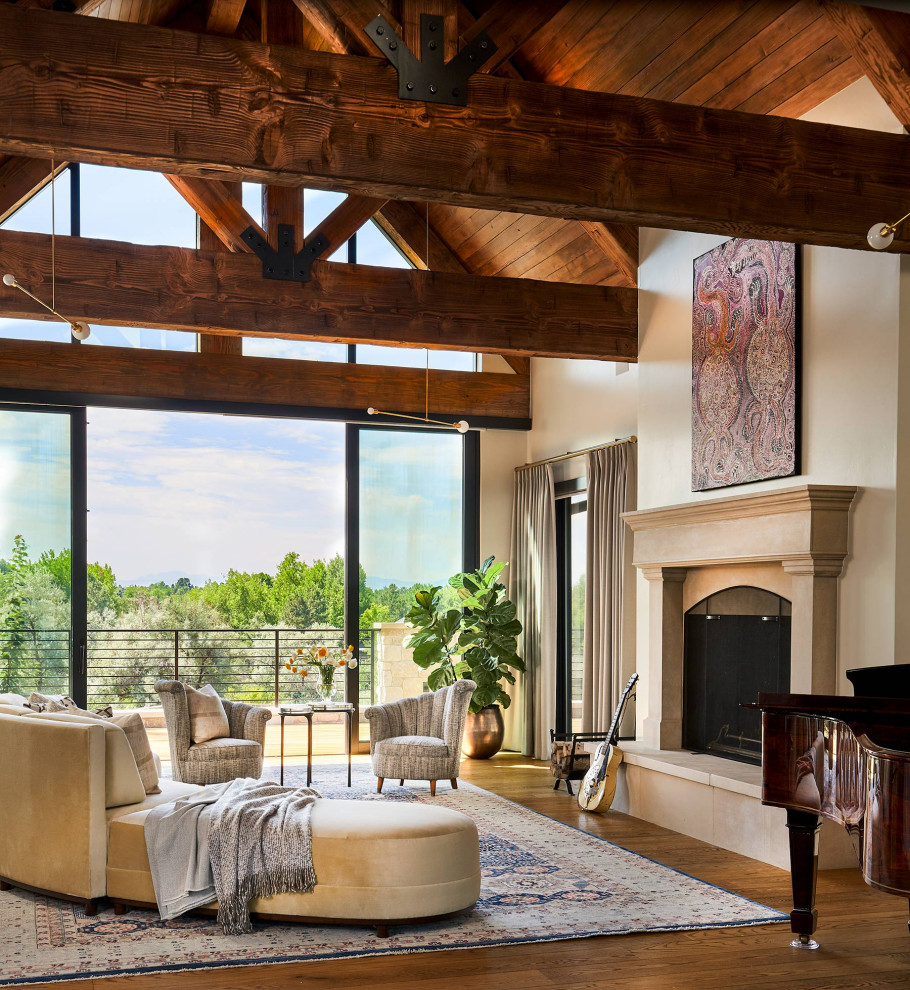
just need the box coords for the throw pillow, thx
[27,691,66,711]
[0,692,28,707]
[30,692,113,718]
[110,712,161,794]
[185,683,230,744]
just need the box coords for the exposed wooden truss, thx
[1,6,903,251]
[204,0,247,35]
[0,157,67,226]
[822,1,910,126]
[0,338,529,424]
[0,229,637,361]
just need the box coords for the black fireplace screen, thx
[683,586,791,764]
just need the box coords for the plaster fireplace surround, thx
[613,484,859,869]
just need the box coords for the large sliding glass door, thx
[0,407,85,704]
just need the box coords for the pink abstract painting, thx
[692,238,799,491]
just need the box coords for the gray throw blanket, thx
[145,778,320,934]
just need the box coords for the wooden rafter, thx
[0,339,530,424]
[166,176,265,252]
[205,0,248,36]
[459,0,570,80]
[580,221,639,289]
[0,157,68,226]
[0,8,892,251]
[454,2,637,286]
[166,174,385,261]
[821,1,910,126]
[0,229,638,362]
[196,179,243,356]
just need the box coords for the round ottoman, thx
[107,797,481,936]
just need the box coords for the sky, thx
[0,165,468,587]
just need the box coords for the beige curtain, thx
[582,442,635,733]
[509,463,557,760]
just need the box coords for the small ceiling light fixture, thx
[867,208,910,250]
[2,273,91,340]
[2,161,92,340]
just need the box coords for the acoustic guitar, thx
[577,673,639,813]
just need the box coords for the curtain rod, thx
[515,435,637,473]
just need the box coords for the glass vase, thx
[315,665,336,703]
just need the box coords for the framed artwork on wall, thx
[691,238,800,492]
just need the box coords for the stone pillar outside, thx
[640,565,688,750]
[374,622,428,704]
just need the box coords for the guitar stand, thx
[549,729,614,795]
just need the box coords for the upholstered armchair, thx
[155,680,272,785]
[364,680,476,796]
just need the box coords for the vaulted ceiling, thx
[0,0,876,292]
[0,0,905,428]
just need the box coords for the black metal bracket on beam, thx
[364,13,497,107]
[241,224,330,282]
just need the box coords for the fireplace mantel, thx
[623,484,858,750]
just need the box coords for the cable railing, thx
[0,626,377,714]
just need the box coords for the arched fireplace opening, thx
[683,586,791,764]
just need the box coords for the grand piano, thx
[755,670,910,948]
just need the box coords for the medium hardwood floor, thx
[27,755,910,990]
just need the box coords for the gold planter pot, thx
[461,704,504,760]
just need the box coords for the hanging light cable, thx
[2,162,91,339]
[365,202,470,433]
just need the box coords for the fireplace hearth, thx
[683,587,791,764]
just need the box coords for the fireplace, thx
[606,485,858,869]
[683,587,791,764]
[623,484,857,751]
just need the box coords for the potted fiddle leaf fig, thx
[404,556,524,759]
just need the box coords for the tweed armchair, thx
[364,679,476,796]
[155,680,272,785]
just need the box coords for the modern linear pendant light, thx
[366,204,469,433]
[3,161,91,340]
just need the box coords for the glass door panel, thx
[568,495,587,732]
[0,409,73,699]
[358,428,464,723]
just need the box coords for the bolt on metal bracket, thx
[242,224,330,282]
[364,13,497,107]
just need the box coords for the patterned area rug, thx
[0,763,786,985]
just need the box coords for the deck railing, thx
[0,626,377,713]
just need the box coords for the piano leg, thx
[786,809,820,949]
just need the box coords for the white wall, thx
[479,77,910,749]
[637,78,906,697]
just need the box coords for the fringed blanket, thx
[145,778,320,934]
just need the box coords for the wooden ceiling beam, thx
[456,2,638,287]
[291,0,391,56]
[460,0,569,76]
[3,8,899,250]
[196,179,243,356]
[0,338,529,424]
[205,0,248,36]
[167,174,385,260]
[319,194,390,256]
[0,229,637,361]
[0,157,68,225]
[821,1,910,126]
[580,221,639,289]
[165,175,265,252]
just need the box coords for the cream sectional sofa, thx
[0,710,481,935]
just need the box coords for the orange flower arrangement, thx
[285,643,358,702]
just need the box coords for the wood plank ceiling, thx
[431,0,864,288]
[0,0,866,295]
